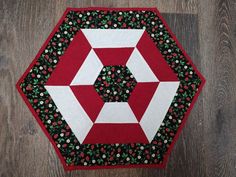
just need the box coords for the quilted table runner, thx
[16,7,205,170]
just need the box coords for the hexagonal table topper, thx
[16,8,205,170]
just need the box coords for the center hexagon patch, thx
[94,65,137,102]
[16,8,205,170]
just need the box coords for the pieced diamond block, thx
[41,29,180,144]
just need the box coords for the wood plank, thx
[198,0,236,177]
[128,0,198,14]
[74,0,198,14]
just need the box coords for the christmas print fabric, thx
[16,8,205,170]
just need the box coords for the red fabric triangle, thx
[137,31,178,81]
[128,82,159,121]
[70,85,104,122]
[46,31,91,85]
[83,124,148,144]
[94,48,134,66]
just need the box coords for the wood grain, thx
[0,0,235,177]
[198,0,236,177]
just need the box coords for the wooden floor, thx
[0,0,236,177]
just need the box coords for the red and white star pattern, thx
[45,29,179,144]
